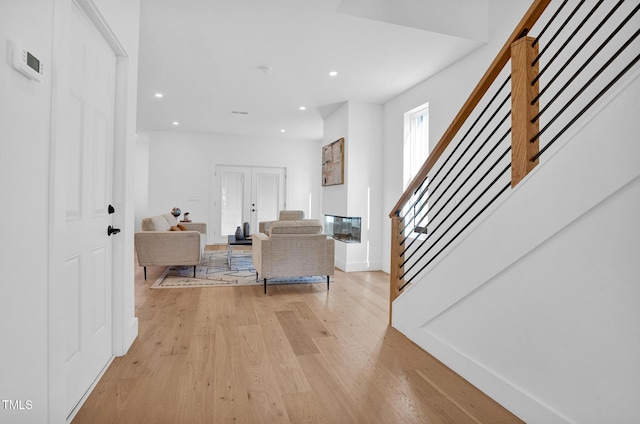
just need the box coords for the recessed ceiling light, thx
[329,71,338,77]
[299,106,306,111]
[172,121,179,126]
[154,93,164,98]
[280,129,286,133]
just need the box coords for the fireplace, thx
[324,215,361,243]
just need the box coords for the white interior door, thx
[216,165,285,241]
[64,2,116,417]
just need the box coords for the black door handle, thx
[107,225,121,236]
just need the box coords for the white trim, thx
[343,261,382,272]
[74,0,126,56]
[411,328,573,424]
[334,257,347,271]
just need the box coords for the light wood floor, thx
[72,246,522,424]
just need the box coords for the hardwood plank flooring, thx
[72,246,523,424]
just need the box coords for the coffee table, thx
[227,235,252,267]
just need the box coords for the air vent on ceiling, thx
[231,111,249,115]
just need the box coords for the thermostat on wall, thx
[13,44,44,82]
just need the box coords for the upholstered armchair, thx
[135,213,207,280]
[258,210,305,233]
[252,219,334,293]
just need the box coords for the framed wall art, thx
[322,137,344,186]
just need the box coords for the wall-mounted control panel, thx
[13,44,44,82]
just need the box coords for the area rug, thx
[151,250,331,289]
[151,250,255,288]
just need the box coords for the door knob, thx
[107,225,121,236]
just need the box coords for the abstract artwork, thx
[322,137,344,186]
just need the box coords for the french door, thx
[215,166,286,242]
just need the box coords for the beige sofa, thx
[258,210,305,233]
[252,219,334,293]
[135,213,207,280]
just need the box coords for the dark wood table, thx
[227,235,252,267]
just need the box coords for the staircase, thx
[388,1,640,422]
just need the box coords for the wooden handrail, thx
[389,0,552,218]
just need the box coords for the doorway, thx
[214,165,286,243]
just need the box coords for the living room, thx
[3,0,639,422]
[133,0,505,274]
[108,0,640,421]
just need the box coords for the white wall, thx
[144,130,321,242]
[345,102,383,271]
[382,0,531,272]
[135,134,150,230]
[394,70,640,423]
[0,2,54,422]
[321,102,349,215]
[322,101,383,271]
[0,1,140,422]
[322,103,350,268]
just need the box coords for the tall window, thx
[403,103,429,189]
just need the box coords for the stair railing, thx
[389,0,640,323]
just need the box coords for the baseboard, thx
[396,322,574,424]
[343,261,382,272]
[123,317,138,354]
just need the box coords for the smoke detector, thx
[258,65,272,74]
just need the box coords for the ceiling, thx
[136,0,488,141]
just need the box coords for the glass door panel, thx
[219,167,251,236]
[253,167,285,230]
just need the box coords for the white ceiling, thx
[136,0,488,141]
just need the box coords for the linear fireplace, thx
[324,215,361,243]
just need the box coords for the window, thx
[403,103,429,189]
[403,103,430,238]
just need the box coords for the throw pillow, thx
[169,226,181,231]
[177,224,188,231]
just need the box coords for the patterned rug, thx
[151,250,330,289]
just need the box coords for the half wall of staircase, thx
[393,71,640,423]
